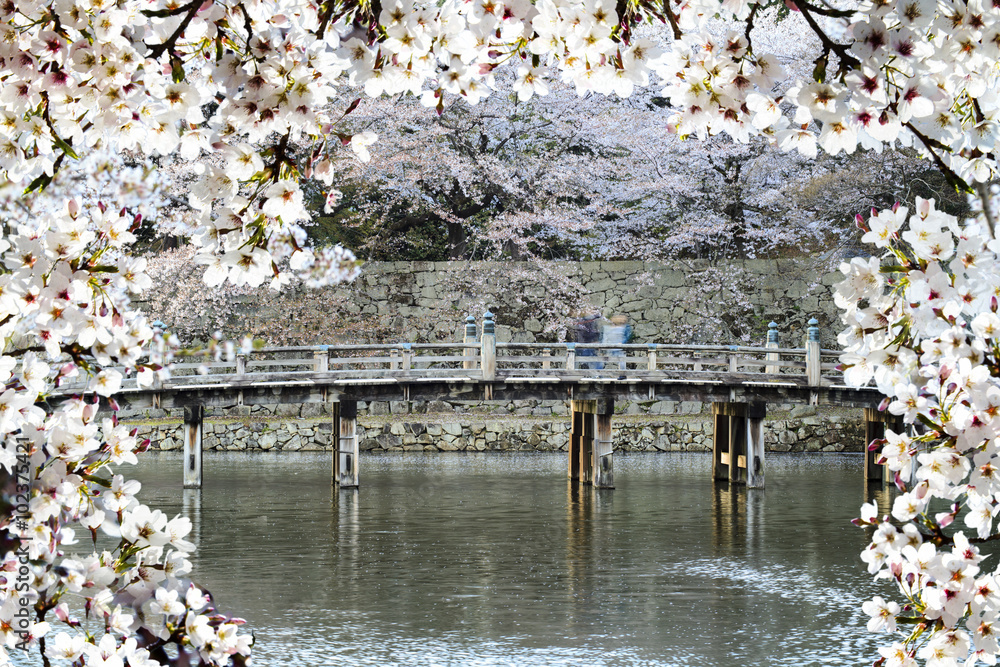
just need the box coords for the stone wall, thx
[232,259,843,347]
[134,406,864,455]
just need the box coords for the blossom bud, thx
[878,397,891,411]
[892,201,900,213]
[992,296,998,313]
[66,198,80,219]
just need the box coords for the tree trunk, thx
[447,221,467,259]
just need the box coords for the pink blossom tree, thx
[303,82,968,342]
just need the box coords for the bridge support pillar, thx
[747,402,766,489]
[864,408,900,484]
[182,405,203,489]
[594,398,614,489]
[712,402,755,485]
[569,408,580,482]
[333,400,359,488]
[569,400,597,484]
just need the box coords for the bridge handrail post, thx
[565,343,576,371]
[402,343,412,371]
[542,347,551,370]
[728,345,738,373]
[390,348,399,370]
[313,346,329,373]
[481,311,496,381]
[765,322,780,375]
[235,353,246,377]
[647,344,657,371]
[463,315,478,371]
[806,318,821,386]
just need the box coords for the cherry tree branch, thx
[663,0,683,40]
[237,2,254,46]
[975,181,997,239]
[143,0,203,60]
[795,0,860,79]
[904,121,971,193]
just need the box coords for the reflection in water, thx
[864,482,895,518]
[711,482,745,554]
[181,488,202,550]
[118,451,894,667]
[333,488,361,605]
[566,480,590,598]
[745,487,765,553]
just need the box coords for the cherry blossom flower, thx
[864,596,902,632]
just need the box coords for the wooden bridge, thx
[83,315,887,492]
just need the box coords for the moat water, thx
[59,452,904,665]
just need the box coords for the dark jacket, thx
[573,314,602,343]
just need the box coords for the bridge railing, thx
[821,349,847,386]
[234,343,482,379]
[47,315,852,395]
[324,343,481,376]
[492,343,811,379]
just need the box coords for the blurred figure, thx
[602,314,633,373]
[572,309,603,370]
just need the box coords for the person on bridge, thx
[572,309,603,370]
[602,314,633,372]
